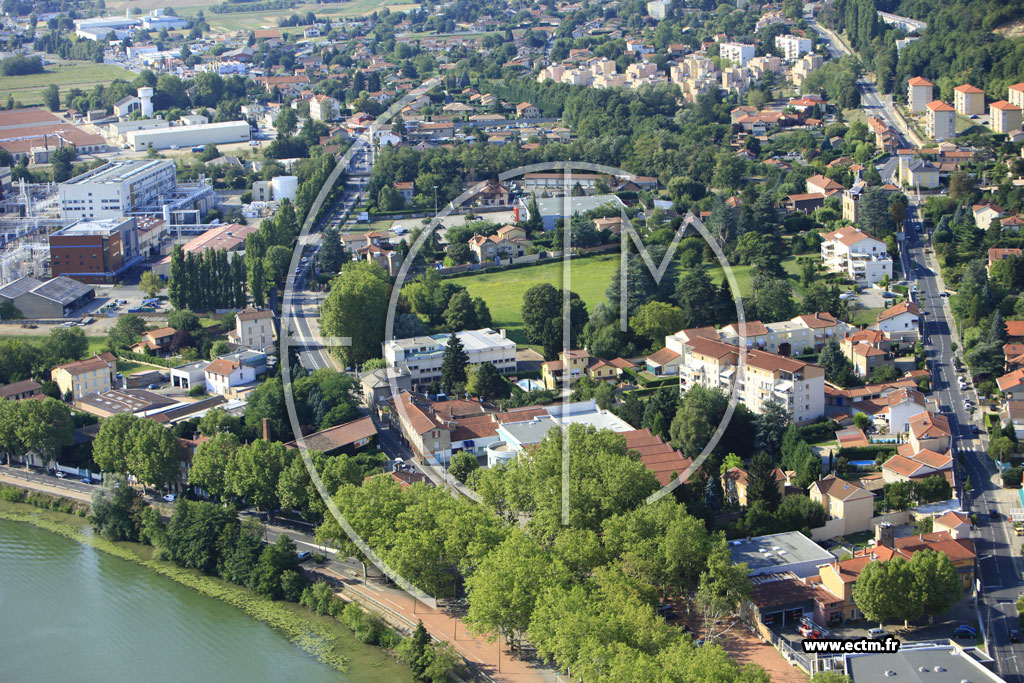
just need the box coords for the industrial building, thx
[127,120,251,151]
[59,160,176,220]
[251,175,298,202]
[0,275,95,318]
[152,222,257,277]
[49,216,141,283]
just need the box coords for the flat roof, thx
[54,217,132,237]
[63,159,173,186]
[535,194,624,217]
[729,531,835,572]
[846,643,1002,682]
[76,389,175,415]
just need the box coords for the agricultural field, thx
[443,254,617,344]
[0,61,134,107]
[178,0,419,32]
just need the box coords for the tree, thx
[629,301,686,346]
[167,308,201,333]
[42,84,61,112]
[884,480,915,510]
[745,452,782,511]
[17,398,74,470]
[252,533,305,600]
[274,107,298,137]
[108,313,146,350]
[852,556,918,628]
[320,262,391,367]
[48,325,88,364]
[443,289,478,331]
[465,530,560,653]
[909,550,961,623]
[440,333,469,395]
[817,338,856,386]
[913,473,951,503]
[90,474,144,542]
[466,361,508,401]
[696,536,751,642]
[92,413,181,489]
[521,283,561,346]
[225,439,289,510]
[189,432,239,499]
[140,271,164,299]
[754,400,788,461]
[448,450,479,484]
[749,274,795,321]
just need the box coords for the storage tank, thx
[270,175,298,202]
[138,87,154,118]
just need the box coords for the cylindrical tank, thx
[138,87,154,118]
[270,175,298,202]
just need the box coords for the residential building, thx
[988,247,1021,275]
[515,102,541,118]
[805,174,844,195]
[360,366,413,413]
[229,308,276,351]
[467,228,532,263]
[383,328,517,390]
[204,358,256,396]
[974,202,1006,230]
[809,475,876,537]
[990,100,1023,134]
[51,353,117,400]
[820,225,893,285]
[898,156,940,189]
[717,313,854,357]
[0,276,94,318]
[672,333,826,423]
[59,160,176,220]
[284,416,377,455]
[907,410,952,453]
[907,77,933,113]
[720,42,755,67]
[541,349,618,390]
[840,329,892,378]
[129,326,182,356]
[874,301,920,339]
[722,466,787,507]
[953,84,985,116]
[852,386,927,435]
[0,379,41,401]
[932,510,972,539]
[925,100,955,141]
[998,368,1024,402]
[309,94,341,121]
[774,34,812,61]
[1009,83,1024,110]
[881,444,953,485]
[647,0,669,20]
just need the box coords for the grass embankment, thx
[0,498,365,675]
[0,334,109,353]
[0,62,133,106]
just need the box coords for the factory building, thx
[0,276,95,319]
[49,217,141,284]
[59,160,176,220]
[127,120,251,151]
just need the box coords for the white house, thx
[309,94,340,122]
[229,307,276,352]
[874,301,920,339]
[204,358,256,396]
[820,225,893,285]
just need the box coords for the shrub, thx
[189,384,207,397]
[1002,467,1023,488]
[0,485,26,502]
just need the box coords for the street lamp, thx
[433,184,438,218]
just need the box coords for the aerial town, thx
[0,0,1022,681]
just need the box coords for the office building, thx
[59,160,176,220]
[49,217,141,284]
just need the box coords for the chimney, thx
[262,417,270,441]
[876,522,895,549]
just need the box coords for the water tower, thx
[138,87,154,118]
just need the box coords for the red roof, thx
[908,77,933,86]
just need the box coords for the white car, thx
[162,493,176,502]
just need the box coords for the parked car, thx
[1010,629,1022,643]
[297,551,312,561]
[990,509,1001,521]
[147,383,159,390]
[162,493,176,502]
[952,625,977,639]
[54,471,65,479]
[867,627,888,640]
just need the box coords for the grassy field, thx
[0,62,134,107]
[181,0,419,31]
[0,334,109,355]
[444,255,617,344]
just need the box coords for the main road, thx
[904,201,1023,680]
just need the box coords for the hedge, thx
[799,421,837,443]
[622,387,661,398]
[115,350,178,368]
[636,374,679,389]
[837,445,899,461]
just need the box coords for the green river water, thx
[0,518,408,683]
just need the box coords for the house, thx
[991,100,1023,134]
[840,329,892,377]
[805,174,844,195]
[907,76,934,113]
[1001,401,1024,439]
[622,428,692,486]
[820,225,893,285]
[953,84,985,116]
[1002,215,1024,234]
[467,230,532,263]
[809,475,876,537]
[898,156,940,189]
[906,411,952,453]
[0,379,42,401]
[204,358,256,396]
[974,203,1006,230]
[932,510,972,539]
[309,94,340,122]
[987,247,1021,275]
[998,368,1024,402]
[359,366,412,413]
[854,386,927,435]
[229,308,276,351]
[51,353,117,400]
[874,301,920,339]
[722,466,787,506]
[285,415,377,455]
[541,349,618,390]
[129,326,182,356]
[1004,343,1024,372]
[924,100,956,141]
[515,102,540,119]
[645,346,683,376]
[783,193,826,213]
[393,180,414,202]
[466,179,512,207]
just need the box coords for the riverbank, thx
[0,499,413,681]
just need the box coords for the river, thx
[0,518,408,683]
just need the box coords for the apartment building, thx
[383,328,517,390]
[953,84,985,116]
[52,353,117,400]
[774,34,812,61]
[925,100,955,141]
[820,225,893,285]
[719,42,755,66]
[990,100,1023,134]
[674,334,826,424]
[230,307,276,351]
[907,77,934,113]
[58,160,176,220]
[1009,83,1024,110]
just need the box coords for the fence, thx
[751,615,814,673]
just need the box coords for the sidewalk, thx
[317,566,562,683]
[0,471,92,504]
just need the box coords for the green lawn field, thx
[444,255,617,344]
[0,62,134,107]
[0,334,109,355]
[185,0,420,31]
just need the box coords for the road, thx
[904,201,1023,680]
[806,17,924,149]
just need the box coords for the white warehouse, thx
[127,120,251,151]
